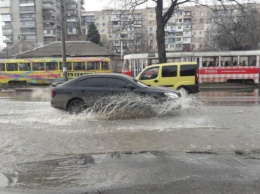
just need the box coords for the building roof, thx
[14,41,118,58]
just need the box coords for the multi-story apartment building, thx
[0,0,83,49]
[81,8,159,55]
[1,2,259,54]
[81,3,259,54]
[81,7,200,54]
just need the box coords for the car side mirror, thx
[127,84,135,90]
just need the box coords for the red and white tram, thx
[122,50,260,84]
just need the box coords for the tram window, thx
[32,62,44,70]
[60,62,72,70]
[73,62,85,70]
[46,62,58,70]
[101,62,109,70]
[162,65,177,77]
[19,63,31,71]
[0,63,5,71]
[87,62,100,70]
[180,65,196,76]
[6,63,18,71]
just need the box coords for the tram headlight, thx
[164,92,179,99]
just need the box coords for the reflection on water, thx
[197,88,260,104]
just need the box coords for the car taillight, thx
[51,87,55,97]
[195,69,199,84]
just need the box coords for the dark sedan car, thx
[51,73,181,114]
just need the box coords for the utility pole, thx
[61,0,68,81]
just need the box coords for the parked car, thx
[51,73,182,114]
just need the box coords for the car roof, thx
[59,73,136,87]
[68,73,135,83]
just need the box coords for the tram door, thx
[133,59,145,77]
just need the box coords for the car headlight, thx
[164,92,179,99]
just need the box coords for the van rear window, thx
[162,65,177,77]
[180,65,197,76]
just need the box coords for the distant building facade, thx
[81,3,260,54]
[1,1,260,56]
[0,0,84,49]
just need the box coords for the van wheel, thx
[177,87,189,96]
[67,99,85,114]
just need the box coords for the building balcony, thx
[183,39,191,44]
[67,29,79,35]
[133,24,142,27]
[0,1,10,7]
[183,14,191,18]
[175,40,183,44]
[20,23,36,28]
[19,10,35,14]
[175,27,183,32]
[3,39,13,43]
[66,0,77,4]
[20,31,36,35]
[42,4,55,10]
[42,12,56,17]
[166,34,176,38]
[20,17,36,21]
[44,33,56,37]
[19,3,35,7]
[42,0,55,3]
[2,31,12,36]
[110,17,120,22]
[2,25,11,29]
[67,17,79,23]
[43,17,56,24]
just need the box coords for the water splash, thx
[73,93,202,120]
[30,87,51,101]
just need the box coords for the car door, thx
[138,66,160,86]
[139,65,178,89]
[74,77,107,107]
[105,77,130,96]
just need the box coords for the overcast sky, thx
[84,0,106,11]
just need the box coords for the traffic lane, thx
[0,100,260,167]
[2,151,260,194]
[196,88,260,104]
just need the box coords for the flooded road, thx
[0,87,260,193]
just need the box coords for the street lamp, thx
[120,30,128,60]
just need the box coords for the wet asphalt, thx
[0,84,260,194]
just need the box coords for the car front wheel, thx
[67,99,85,114]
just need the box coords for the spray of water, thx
[30,87,52,101]
[12,87,202,120]
[74,92,202,120]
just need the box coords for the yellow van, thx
[135,62,200,94]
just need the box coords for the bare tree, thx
[108,0,199,63]
[211,1,260,50]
